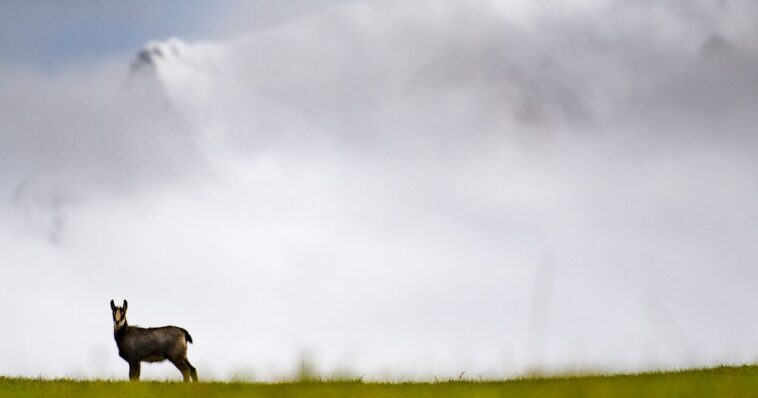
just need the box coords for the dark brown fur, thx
[111,299,198,382]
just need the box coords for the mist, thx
[1,0,758,380]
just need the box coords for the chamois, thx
[110,299,198,382]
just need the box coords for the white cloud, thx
[1,0,758,380]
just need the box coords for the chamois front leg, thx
[128,361,141,381]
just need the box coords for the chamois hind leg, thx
[128,361,141,381]
[169,356,192,383]
[185,358,198,382]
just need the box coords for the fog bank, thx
[1,0,758,380]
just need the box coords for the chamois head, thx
[110,299,128,330]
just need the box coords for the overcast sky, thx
[1,0,758,381]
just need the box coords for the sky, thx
[0,1,353,68]
[1,0,758,381]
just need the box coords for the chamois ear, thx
[110,299,116,311]
[123,300,128,311]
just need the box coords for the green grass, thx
[2,365,758,397]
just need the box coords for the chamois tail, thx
[181,328,193,344]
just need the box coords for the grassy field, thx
[2,365,758,397]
